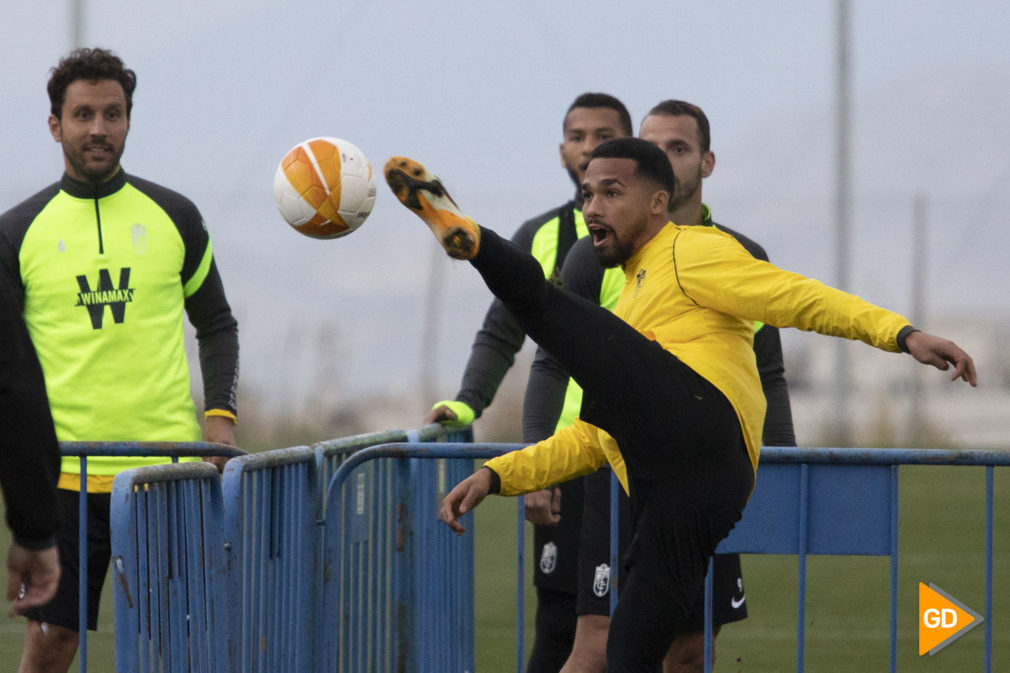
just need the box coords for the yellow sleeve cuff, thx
[205,409,237,424]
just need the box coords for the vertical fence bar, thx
[186,480,207,672]
[985,465,993,673]
[112,489,138,671]
[251,469,265,672]
[889,465,898,673]
[394,456,415,673]
[796,464,809,673]
[137,486,151,673]
[516,496,525,673]
[78,457,88,673]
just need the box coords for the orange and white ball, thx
[273,137,376,239]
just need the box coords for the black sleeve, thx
[753,323,796,447]
[184,258,239,416]
[521,343,568,442]
[0,281,60,549]
[712,222,796,446]
[455,298,525,418]
[522,237,604,442]
[453,219,546,418]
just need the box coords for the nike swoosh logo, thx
[731,594,746,609]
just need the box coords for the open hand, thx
[439,468,493,535]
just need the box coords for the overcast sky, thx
[3,1,1008,407]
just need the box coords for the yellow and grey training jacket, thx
[486,222,911,495]
[0,169,239,491]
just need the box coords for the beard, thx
[64,142,125,183]
[669,165,702,212]
[593,238,634,268]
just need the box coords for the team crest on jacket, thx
[593,563,611,597]
[634,269,647,296]
[131,223,147,254]
[539,541,558,574]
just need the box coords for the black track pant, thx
[470,227,754,672]
[526,588,577,673]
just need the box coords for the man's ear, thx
[701,150,715,179]
[48,114,61,143]
[651,189,670,216]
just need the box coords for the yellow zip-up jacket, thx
[485,222,909,495]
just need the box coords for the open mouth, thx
[588,223,611,247]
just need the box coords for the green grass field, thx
[2,462,1005,671]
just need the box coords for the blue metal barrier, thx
[220,446,320,673]
[61,442,241,673]
[108,427,474,673]
[326,443,1007,673]
[708,447,1010,673]
[109,462,229,673]
[215,427,447,673]
[318,432,482,673]
[107,438,1006,672]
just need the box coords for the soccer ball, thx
[273,137,377,239]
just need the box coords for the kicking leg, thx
[383,155,654,401]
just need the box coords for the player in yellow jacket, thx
[384,138,975,672]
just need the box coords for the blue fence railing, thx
[110,462,229,673]
[59,442,242,673]
[319,438,507,673]
[106,441,1008,673]
[220,446,320,673]
[710,446,1010,673]
[108,427,474,673]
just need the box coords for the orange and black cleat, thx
[384,157,480,260]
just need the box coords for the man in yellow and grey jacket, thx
[0,47,239,673]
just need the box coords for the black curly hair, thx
[47,47,137,119]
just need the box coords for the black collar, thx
[60,169,128,199]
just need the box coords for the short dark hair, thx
[644,100,711,153]
[565,92,633,136]
[591,137,675,199]
[48,47,137,118]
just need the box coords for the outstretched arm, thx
[905,330,977,386]
[440,467,495,535]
